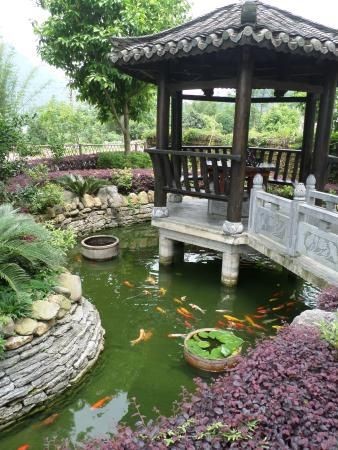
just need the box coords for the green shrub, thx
[111,168,133,194]
[319,313,338,349]
[97,151,151,169]
[44,222,76,255]
[183,128,225,146]
[0,333,5,360]
[0,290,32,319]
[57,174,108,197]
[268,185,294,199]
[25,163,49,184]
[29,182,64,213]
[0,204,64,293]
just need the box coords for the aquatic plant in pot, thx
[81,235,119,261]
[184,328,244,372]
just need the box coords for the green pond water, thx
[0,224,319,450]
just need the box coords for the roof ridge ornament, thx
[241,1,257,26]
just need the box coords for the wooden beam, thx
[171,91,183,150]
[154,69,170,207]
[182,94,307,103]
[299,93,317,183]
[312,68,338,190]
[168,78,323,94]
[227,47,254,223]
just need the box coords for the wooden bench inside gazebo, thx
[110,0,338,286]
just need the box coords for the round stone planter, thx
[81,235,119,261]
[183,328,241,373]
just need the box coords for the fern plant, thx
[0,204,64,293]
[57,174,108,197]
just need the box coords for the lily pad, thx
[209,347,224,359]
[220,344,231,357]
[197,340,210,349]
[198,331,209,339]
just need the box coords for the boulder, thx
[292,309,336,329]
[53,286,71,298]
[63,190,78,203]
[57,309,67,319]
[34,321,52,337]
[82,194,95,208]
[93,197,102,207]
[57,273,82,302]
[97,186,118,203]
[108,193,124,208]
[31,301,60,321]
[47,294,71,311]
[14,318,38,336]
[5,335,33,350]
[128,193,139,205]
[55,214,65,224]
[0,317,15,337]
[147,190,154,203]
[138,191,149,205]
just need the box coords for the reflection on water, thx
[0,224,319,450]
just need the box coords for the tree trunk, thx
[123,102,131,154]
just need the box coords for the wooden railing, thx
[146,148,240,201]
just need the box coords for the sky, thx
[0,0,337,81]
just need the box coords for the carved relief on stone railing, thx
[254,206,289,245]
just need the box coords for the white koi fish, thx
[189,303,206,314]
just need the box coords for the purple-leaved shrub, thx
[318,287,338,312]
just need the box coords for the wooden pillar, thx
[227,47,254,224]
[299,93,317,183]
[312,68,337,191]
[171,91,183,150]
[154,70,170,207]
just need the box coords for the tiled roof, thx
[109,1,338,64]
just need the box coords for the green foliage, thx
[111,168,133,192]
[25,163,49,184]
[183,128,225,146]
[319,314,338,349]
[44,222,76,256]
[27,99,120,145]
[187,330,244,360]
[0,290,32,320]
[268,184,294,199]
[0,204,64,293]
[97,151,151,169]
[57,174,108,197]
[0,334,5,359]
[36,0,189,151]
[29,182,64,213]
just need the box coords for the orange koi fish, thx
[184,320,193,329]
[156,306,166,314]
[91,396,112,410]
[168,333,186,338]
[244,315,266,331]
[41,413,59,426]
[272,305,285,311]
[216,320,226,328]
[268,297,279,302]
[271,291,284,298]
[159,287,167,296]
[174,297,183,304]
[223,315,245,323]
[123,280,134,288]
[257,308,269,314]
[180,296,187,302]
[130,329,153,346]
[146,276,156,285]
[253,314,266,319]
[176,307,194,320]
[74,254,82,262]
[286,301,296,307]
[17,445,30,450]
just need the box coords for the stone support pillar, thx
[159,234,184,265]
[221,244,240,286]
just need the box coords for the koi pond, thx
[1,224,319,450]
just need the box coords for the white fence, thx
[249,174,338,280]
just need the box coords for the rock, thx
[63,190,78,203]
[53,286,71,298]
[147,190,154,203]
[5,335,33,350]
[47,294,72,311]
[128,193,139,204]
[68,209,79,217]
[55,214,65,224]
[64,203,73,212]
[57,273,82,302]
[0,317,15,337]
[14,318,38,336]
[292,309,336,329]
[93,197,102,207]
[34,322,52,337]
[82,194,95,208]
[57,309,67,319]
[97,186,118,203]
[78,202,84,210]
[45,207,56,219]
[31,301,60,321]
[108,194,124,208]
[138,191,149,205]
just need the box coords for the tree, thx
[35,0,189,153]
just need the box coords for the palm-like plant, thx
[0,204,64,293]
[57,174,108,197]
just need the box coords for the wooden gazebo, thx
[110,1,337,228]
